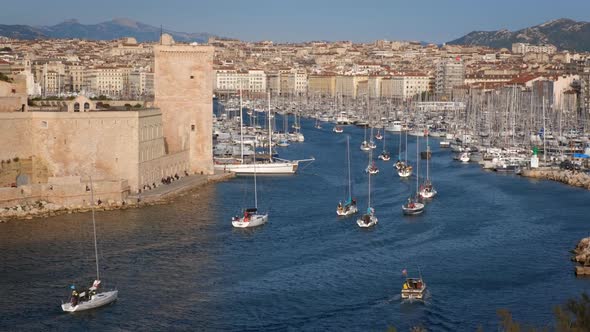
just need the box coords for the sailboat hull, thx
[214,162,298,174]
[402,203,425,215]
[62,290,118,312]
[232,214,268,228]
[356,215,378,228]
[337,205,358,216]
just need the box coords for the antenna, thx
[160,25,163,45]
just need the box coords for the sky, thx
[1,0,589,43]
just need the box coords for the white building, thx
[214,68,267,93]
[435,58,465,96]
[382,73,430,100]
[512,43,557,55]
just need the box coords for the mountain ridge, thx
[447,18,590,51]
[0,18,216,43]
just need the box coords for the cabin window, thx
[191,124,195,131]
[40,120,48,129]
[190,75,194,79]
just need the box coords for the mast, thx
[368,147,372,209]
[347,135,352,199]
[89,176,100,281]
[254,142,258,209]
[267,91,272,158]
[416,136,420,194]
[239,87,244,162]
[426,133,430,181]
[405,130,408,163]
[542,96,546,164]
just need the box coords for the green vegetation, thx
[0,72,13,83]
[91,95,111,101]
[134,103,142,108]
[0,47,12,52]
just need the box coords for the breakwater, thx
[521,168,590,190]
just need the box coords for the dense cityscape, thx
[2,6,590,331]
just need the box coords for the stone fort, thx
[0,35,214,207]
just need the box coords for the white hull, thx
[232,214,268,228]
[460,153,470,163]
[357,215,378,228]
[398,169,412,177]
[385,124,403,132]
[419,188,437,199]
[62,290,118,312]
[214,161,298,174]
[337,205,358,216]
[402,203,425,215]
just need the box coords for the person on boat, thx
[243,210,250,222]
[70,285,79,306]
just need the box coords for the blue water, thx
[2,116,590,331]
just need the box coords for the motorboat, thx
[459,152,470,163]
[401,277,427,300]
[333,126,344,133]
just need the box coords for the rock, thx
[15,205,22,212]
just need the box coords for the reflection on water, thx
[2,117,590,331]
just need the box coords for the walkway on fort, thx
[128,171,234,203]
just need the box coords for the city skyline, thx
[1,0,589,43]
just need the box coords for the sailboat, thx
[337,136,358,216]
[215,91,312,174]
[360,124,370,151]
[397,130,413,177]
[378,130,391,161]
[314,118,322,129]
[62,177,118,312]
[232,143,269,228]
[375,129,383,140]
[402,136,425,215]
[419,133,437,199]
[365,143,379,174]
[357,149,378,228]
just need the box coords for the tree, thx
[554,293,590,332]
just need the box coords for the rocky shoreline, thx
[0,172,234,223]
[572,237,590,276]
[520,168,590,190]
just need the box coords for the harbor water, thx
[2,116,590,331]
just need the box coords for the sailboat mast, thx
[416,136,419,194]
[239,88,244,162]
[368,148,372,208]
[254,143,258,209]
[89,176,100,281]
[267,91,272,158]
[426,133,429,181]
[542,96,546,164]
[347,136,352,199]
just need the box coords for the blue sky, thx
[1,0,589,43]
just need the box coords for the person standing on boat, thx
[70,285,79,306]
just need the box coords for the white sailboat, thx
[378,130,391,161]
[337,136,358,216]
[402,136,425,215]
[62,177,118,312]
[357,147,378,228]
[397,130,413,177]
[215,91,312,174]
[419,133,437,199]
[232,144,269,228]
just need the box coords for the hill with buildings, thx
[448,18,590,51]
[0,18,215,43]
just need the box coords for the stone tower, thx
[154,34,214,175]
